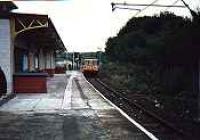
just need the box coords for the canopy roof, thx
[0,2,66,51]
[15,16,66,51]
[0,1,18,12]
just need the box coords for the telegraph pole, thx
[180,0,198,20]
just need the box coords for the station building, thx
[0,2,66,95]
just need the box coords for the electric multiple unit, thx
[81,58,99,76]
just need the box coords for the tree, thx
[105,12,199,95]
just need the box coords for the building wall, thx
[0,19,14,94]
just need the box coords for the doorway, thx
[0,67,7,96]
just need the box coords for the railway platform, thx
[0,71,156,140]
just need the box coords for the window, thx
[34,54,39,70]
[22,54,28,72]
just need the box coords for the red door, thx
[0,67,7,96]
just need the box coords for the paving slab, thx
[0,72,154,140]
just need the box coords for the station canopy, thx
[14,13,66,51]
[0,1,66,51]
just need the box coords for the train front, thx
[81,58,99,77]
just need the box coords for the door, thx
[0,67,7,96]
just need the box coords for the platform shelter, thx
[0,2,66,95]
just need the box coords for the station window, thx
[34,54,39,70]
[15,48,29,73]
[22,54,28,72]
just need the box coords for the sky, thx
[13,0,200,52]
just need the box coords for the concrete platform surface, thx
[0,71,153,140]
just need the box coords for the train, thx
[80,58,99,76]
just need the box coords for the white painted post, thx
[45,51,51,69]
[39,49,45,70]
[50,50,55,69]
[28,52,34,72]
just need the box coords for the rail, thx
[88,78,189,139]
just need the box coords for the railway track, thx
[87,78,189,140]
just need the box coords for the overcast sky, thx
[14,0,200,52]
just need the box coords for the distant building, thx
[0,2,66,95]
